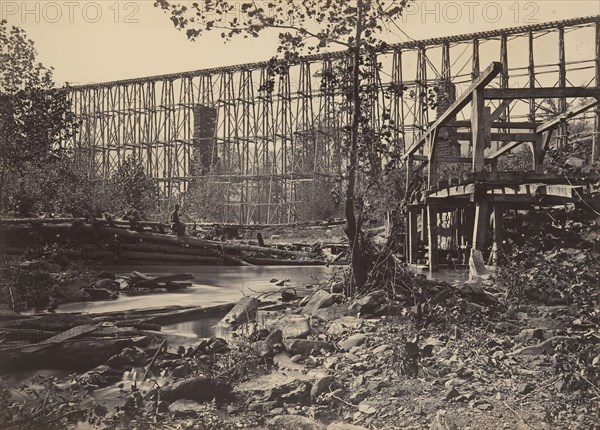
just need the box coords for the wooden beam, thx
[488,100,512,124]
[446,120,537,129]
[483,87,600,100]
[535,98,599,134]
[408,208,418,264]
[427,205,439,272]
[403,61,503,159]
[471,88,489,172]
[456,132,537,142]
[488,140,526,160]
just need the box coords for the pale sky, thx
[1,0,599,86]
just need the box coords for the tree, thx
[0,20,77,213]
[110,157,160,217]
[155,0,409,292]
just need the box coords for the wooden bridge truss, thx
[66,15,600,224]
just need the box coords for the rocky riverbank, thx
[2,270,598,429]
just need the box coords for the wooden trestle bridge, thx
[66,15,600,228]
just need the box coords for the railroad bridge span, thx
[66,15,600,224]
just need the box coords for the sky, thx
[1,0,599,86]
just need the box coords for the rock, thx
[281,289,298,301]
[171,364,193,378]
[327,423,368,430]
[327,316,361,335]
[53,284,91,302]
[508,336,570,356]
[97,272,116,280]
[311,376,342,398]
[429,410,458,430]
[284,339,335,356]
[517,382,534,395]
[266,328,283,346]
[290,354,303,363]
[253,340,275,359]
[92,279,120,291]
[266,315,311,339]
[160,376,229,403]
[83,288,117,300]
[516,328,546,343]
[268,415,325,430]
[249,401,279,413]
[268,380,312,404]
[168,399,206,418]
[348,290,386,315]
[339,334,367,351]
[107,346,148,368]
[444,386,460,400]
[330,282,344,294]
[349,390,371,404]
[302,290,335,315]
[358,401,377,415]
[312,304,349,322]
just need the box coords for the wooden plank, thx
[472,202,489,252]
[408,208,418,264]
[483,87,600,100]
[427,205,439,272]
[488,100,512,124]
[471,88,488,172]
[445,120,537,129]
[488,140,526,159]
[535,98,599,134]
[456,132,537,142]
[403,61,503,159]
[19,325,98,354]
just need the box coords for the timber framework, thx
[65,16,600,224]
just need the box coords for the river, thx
[58,264,345,315]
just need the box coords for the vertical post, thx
[528,31,536,123]
[593,20,600,161]
[531,134,544,174]
[558,25,567,149]
[471,38,480,81]
[428,204,439,272]
[492,204,504,265]
[408,208,418,264]
[427,131,438,189]
[421,207,428,243]
[470,86,490,278]
[471,88,489,172]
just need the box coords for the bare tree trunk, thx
[346,0,368,294]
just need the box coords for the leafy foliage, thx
[110,157,160,217]
[0,20,78,212]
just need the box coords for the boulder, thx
[302,290,335,315]
[312,304,349,322]
[268,415,325,430]
[339,334,367,352]
[284,339,335,356]
[269,379,311,403]
[53,284,91,302]
[92,279,120,291]
[311,376,342,398]
[349,290,386,315]
[265,328,283,346]
[160,376,229,403]
[107,346,148,368]
[265,315,311,339]
[83,288,117,300]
